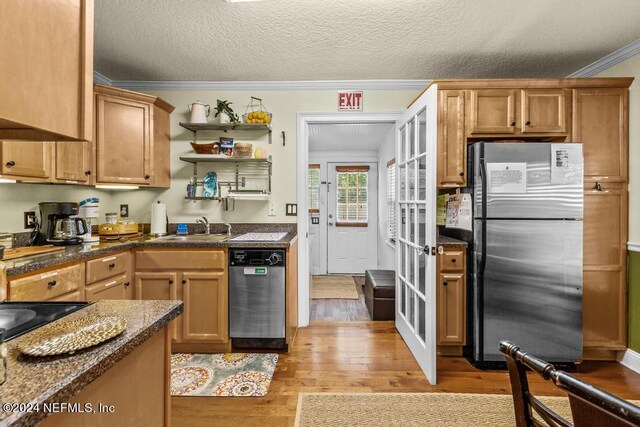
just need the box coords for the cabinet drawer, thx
[85,273,129,301]
[86,252,130,284]
[136,250,226,271]
[441,250,464,272]
[49,290,83,302]
[9,264,82,301]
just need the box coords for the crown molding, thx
[91,77,429,92]
[567,38,640,77]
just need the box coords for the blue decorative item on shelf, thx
[203,172,218,198]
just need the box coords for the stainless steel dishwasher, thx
[229,249,286,341]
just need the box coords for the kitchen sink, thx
[155,234,228,242]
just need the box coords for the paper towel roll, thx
[150,201,167,235]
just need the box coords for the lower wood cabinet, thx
[134,249,228,347]
[8,264,84,301]
[436,246,467,355]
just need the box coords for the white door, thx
[395,85,438,384]
[327,162,378,274]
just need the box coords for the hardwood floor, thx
[171,322,640,426]
[310,275,371,322]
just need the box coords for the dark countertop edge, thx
[436,236,468,248]
[6,231,298,278]
[2,301,183,427]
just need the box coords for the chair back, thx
[499,340,640,427]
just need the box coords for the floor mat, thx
[312,275,359,299]
[171,353,278,397]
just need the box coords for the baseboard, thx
[620,348,640,374]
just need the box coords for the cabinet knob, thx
[169,280,174,285]
[451,258,456,263]
[459,171,464,177]
[48,280,57,287]
[6,161,15,167]
[84,170,92,176]
[182,279,187,285]
[525,120,531,126]
[108,263,116,269]
[443,281,448,286]
[144,174,150,179]
[511,121,516,126]
[124,282,130,287]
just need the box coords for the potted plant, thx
[214,99,240,124]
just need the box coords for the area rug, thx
[312,275,359,299]
[294,392,577,427]
[170,353,278,397]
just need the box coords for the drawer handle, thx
[443,281,448,286]
[6,161,15,168]
[108,263,116,269]
[451,259,456,263]
[182,280,187,285]
[511,121,516,126]
[525,120,531,126]
[124,282,130,288]
[169,280,174,285]
[48,280,57,287]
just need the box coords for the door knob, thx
[169,280,174,285]
[5,161,15,167]
[328,222,334,226]
[511,121,516,126]
[328,214,333,219]
[182,280,187,284]
[443,281,448,286]
[525,120,531,126]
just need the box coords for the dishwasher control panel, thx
[229,249,286,267]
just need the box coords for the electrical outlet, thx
[24,211,37,229]
[268,202,276,216]
[120,204,129,218]
[311,217,319,225]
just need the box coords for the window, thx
[336,165,369,226]
[308,164,320,213]
[387,159,396,242]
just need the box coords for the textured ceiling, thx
[94,0,640,81]
[309,123,394,152]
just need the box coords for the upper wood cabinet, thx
[468,89,516,134]
[0,141,52,180]
[94,85,174,188]
[437,90,466,188]
[0,0,93,141]
[573,88,627,182]
[55,141,92,183]
[521,89,568,134]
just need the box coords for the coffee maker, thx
[38,202,88,246]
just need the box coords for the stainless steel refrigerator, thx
[469,142,583,365]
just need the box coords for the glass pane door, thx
[395,85,438,385]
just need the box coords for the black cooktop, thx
[0,301,89,342]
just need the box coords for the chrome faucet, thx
[197,217,211,235]
[224,222,232,237]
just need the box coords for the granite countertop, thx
[436,236,468,248]
[5,224,297,278]
[0,300,183,427]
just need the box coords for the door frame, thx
[296,112,402,327]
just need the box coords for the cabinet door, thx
[180,271,228,343]
[135,272,180,340]
[85,274,129,301]
[95,93,151,185]
[55,141,91,183]
[437,273,466,345]
[521,89,568,133]
[0,141,51,178]
[0,0,93,141]
[573,88,627,182]
[468,90,516,134]
[437,90,466,187]
[582,183,627,350]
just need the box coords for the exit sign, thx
[338,91,363,111]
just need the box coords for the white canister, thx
[188,101,210,124]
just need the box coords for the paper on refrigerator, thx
[550,144,582,184]
[445,193,472,231]
[486,162,527,194]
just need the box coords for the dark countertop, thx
[0,300,183,427]
[5,224,297,278]
[436,236,468,248]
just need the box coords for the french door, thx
[395,85,438,384]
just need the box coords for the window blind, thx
[336,169,368,226]
[387,159,396,242]
[308,164,320,213]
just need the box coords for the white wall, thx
[377,128,396,270]
[0,88,416,233]
[595,53,640,242]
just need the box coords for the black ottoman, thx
[364,270,396,320]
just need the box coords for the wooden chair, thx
[499,340,640,427]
